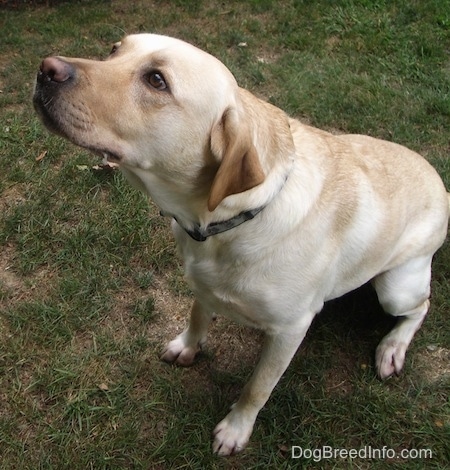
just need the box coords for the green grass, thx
[1,0,449,468]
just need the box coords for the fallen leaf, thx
[36,150,48,162]
[92,162,119,171]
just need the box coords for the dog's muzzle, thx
[33,57,76,135]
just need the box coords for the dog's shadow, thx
[319,281,394,338]
[205,282,396,400]
[289,282,397,381]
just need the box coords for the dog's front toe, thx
[160,333,200,366]
[212,409,254,456]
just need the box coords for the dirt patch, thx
[414,346,450,384]
[206,318,263,373]
[322,362,355,397]
[0,242,58,308]
[0,184,27,214]
[147,273,192,344]
[0,245,22,293]
[0,313,13,345]
[145,273,263,373]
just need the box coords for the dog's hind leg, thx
[373,255,433,379]
[161,299,212,366]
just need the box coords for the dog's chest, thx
[180,239,271,328]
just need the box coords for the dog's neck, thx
[121,88,295,239]
[160,159,292,242]
[122,155,292,241]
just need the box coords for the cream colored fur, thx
[33,34,449,456]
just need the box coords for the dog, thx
[33,34,449,455]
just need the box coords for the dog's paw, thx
[376,338,407,379]
[212,409,254,456]
[160,333,200,366]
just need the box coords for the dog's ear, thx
[208,107,265,211]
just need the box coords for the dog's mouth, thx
[91,149,122,167]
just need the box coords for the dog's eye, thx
[109,43,120,55]
[147,72,167,90]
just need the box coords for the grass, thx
[0,0,449,468]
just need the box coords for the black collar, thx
[162,206,265,242]
[161,170,291,242]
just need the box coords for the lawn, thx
[0,0,449,468]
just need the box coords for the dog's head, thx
[34,34,292,212]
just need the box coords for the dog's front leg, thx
[213,312,315,456]
[161,299,212,366]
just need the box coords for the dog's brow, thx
[146,55,170,70]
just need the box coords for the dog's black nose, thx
[38,57,74,83]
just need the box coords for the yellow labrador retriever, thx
[33,34,449,455]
